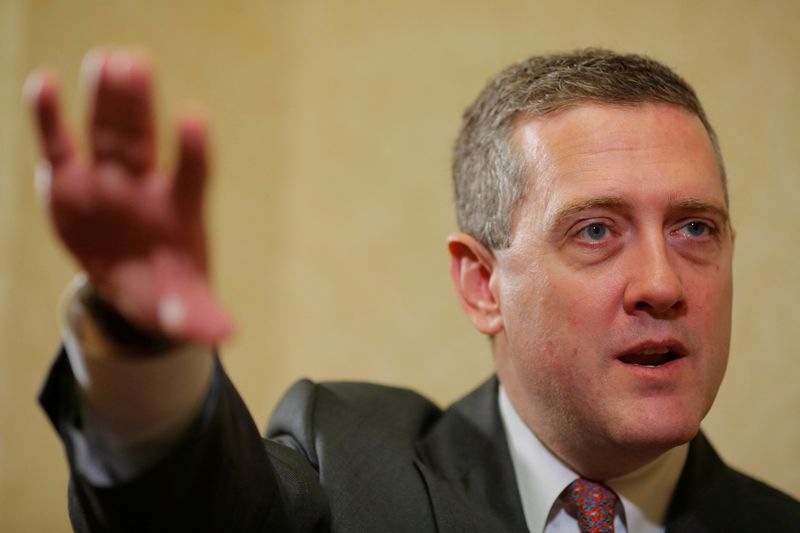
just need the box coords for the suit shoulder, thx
[266,379,442,464]
[725,468,800,525]
[670,433,800,530]
[265,379,443,531]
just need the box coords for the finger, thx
[24,70,76,168]
[172,109,209,218]
[87,49,156,175]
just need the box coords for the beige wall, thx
[1,0,798,529]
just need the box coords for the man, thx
[29,49,798,531]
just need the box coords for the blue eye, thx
[581,223,608,241]
[683,221,710,237]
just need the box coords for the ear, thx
[447,233,503,336]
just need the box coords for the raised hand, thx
[26,49,232,345]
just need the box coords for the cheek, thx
[519,340,577,398]
[563,277,622,331]
[686,273,733,324]
[683,273,732,390]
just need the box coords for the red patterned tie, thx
[561,478,619,533]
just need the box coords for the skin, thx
[26,50,231,344]
[449,103,734,479]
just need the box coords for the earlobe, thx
[447,233,504,336]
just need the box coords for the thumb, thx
[157,283,233,345]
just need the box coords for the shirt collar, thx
[498,385,688,533]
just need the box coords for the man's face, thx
[491,103,733,476]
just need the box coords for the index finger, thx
[24,70,76,169]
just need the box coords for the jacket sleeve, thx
[40,348,330,532]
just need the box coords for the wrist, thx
[68,275,178,356]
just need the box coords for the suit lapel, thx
[664,432,736,533]
[414,377,529,532]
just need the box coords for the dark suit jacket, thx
[41,350,799,532]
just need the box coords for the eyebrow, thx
[671,198,730,224]
[548,196,628,232]
[548,196,730,233]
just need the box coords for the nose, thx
[623,233,686,317]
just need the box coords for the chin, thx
[619,424,698,454]
[612,404,704,454]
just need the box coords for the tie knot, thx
[561,478,619,533]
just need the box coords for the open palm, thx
[27,50,231,344]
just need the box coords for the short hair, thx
[452,48,726,250]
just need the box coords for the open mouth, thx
[617,343,686,368]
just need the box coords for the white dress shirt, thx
[499,385,688,533]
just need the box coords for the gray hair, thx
[452,48,726,250]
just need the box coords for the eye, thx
[680,220,713,238]
[578,223,609,241]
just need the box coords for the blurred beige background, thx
[1,0,798,530]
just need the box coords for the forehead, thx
[510,103,725,224]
